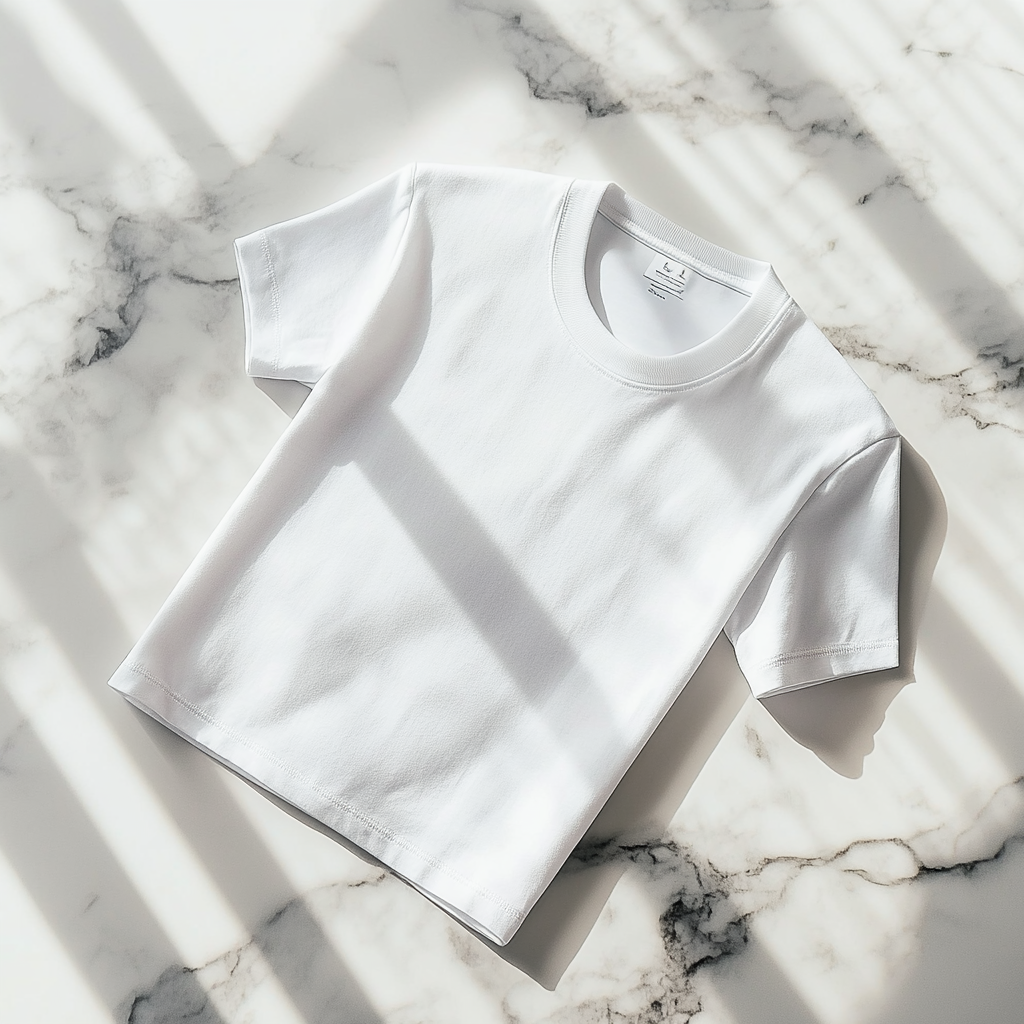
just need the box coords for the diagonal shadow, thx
[0,685,226,1022]
[63,0,235,183]
[261,377,753,990]
[0,9,384,1016]
[354,408,616,737]
[664,0,1024,369]
[707,930,822,1024]
[270,0,483,167]
[457,0,760,253]
[919,587,1024,773]
[0,4,120,187]
[868,816,1024,1024]
[224,210,632,787]
[0,447,382,1023]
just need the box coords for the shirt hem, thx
[108,661,527,945]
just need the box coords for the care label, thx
[643,255,690,300]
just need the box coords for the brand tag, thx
[643,256,690,299]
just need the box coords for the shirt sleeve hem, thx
[233,229,282,378]
[747,639,900,698]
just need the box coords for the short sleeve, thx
[233,163,416,385]
[725,434,901,698]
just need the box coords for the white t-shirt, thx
[109,162,900,945]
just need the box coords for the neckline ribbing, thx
[551,178,793,388]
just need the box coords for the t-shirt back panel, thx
[109,162,900,944]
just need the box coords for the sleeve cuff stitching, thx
[756,638,898,670]
[258,229,283,372]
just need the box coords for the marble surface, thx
[1,0,1023,1020]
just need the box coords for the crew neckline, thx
[551,178,793,388]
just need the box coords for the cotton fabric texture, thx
[108,162,901,945]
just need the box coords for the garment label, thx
[643,256,690,300]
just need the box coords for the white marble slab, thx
[0,0,1022,1021]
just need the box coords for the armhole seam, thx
[724,431,901,648]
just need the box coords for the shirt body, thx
[109,162,900,944]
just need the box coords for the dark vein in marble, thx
[121,878,388,1024]
[907,42,1024,80]
[168,271,239,289]
[566,775,1024,1022]
[0,720,29,777]
[737,785,1024,891]
[101,763,1024,1023]
[854,172,912,206]
[825,324,1024,434]
[906,45,954,60]
[57,203,237,372]
[459,2,626,117]
[67,217,155,371]
[126,963,216,1024]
